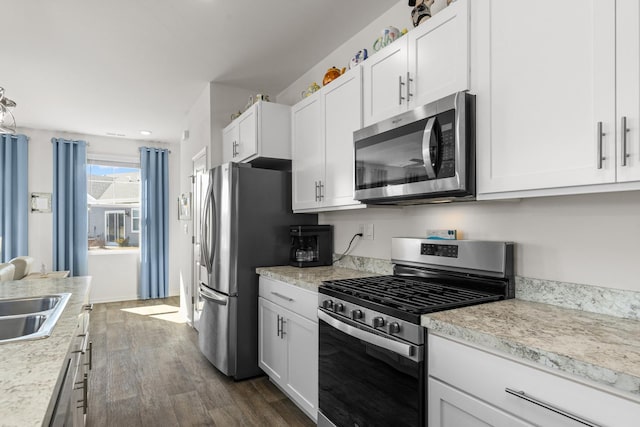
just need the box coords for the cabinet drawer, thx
[428,334,640,427]
[259,276,317,321]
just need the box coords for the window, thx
[87,158,140,249]
[131,208,140,233]
[105,210,126,244]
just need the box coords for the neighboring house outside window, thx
[131,207,140,233]
[87,160,140,250]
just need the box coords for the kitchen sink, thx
[0,293,71,344]
[0,315,47,340]
[0,295,62,316]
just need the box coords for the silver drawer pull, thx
[271,291,294,302]
[505,388,601,427]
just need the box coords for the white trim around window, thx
[131,207,140,233]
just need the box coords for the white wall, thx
[22,126,180,302]
[323,192,640,292]
[276,1,640,293]
[275,1,454,105]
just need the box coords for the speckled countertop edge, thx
[256,265,383,292]
[0,277,91,427]
[422,299,640,399]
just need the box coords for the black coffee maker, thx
[289,225,333,268]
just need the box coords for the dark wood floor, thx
[87,297,315,427]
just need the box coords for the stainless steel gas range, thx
[317,237,515,427]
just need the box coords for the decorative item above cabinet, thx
[362,0,469,127]
[222,100,291,164]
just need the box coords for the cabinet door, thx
[617,0,640,182]
[237,106,257,162]
[362,38,408,126]
[322,68,363,209]
[258,298,286,382]
[429,378,534,427]
[292,93,324,210]
[222,124,238,164]
[408,0,469,109]
[475,0,616,195]
[283,308,318,421]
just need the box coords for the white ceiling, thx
[4,0,396,143]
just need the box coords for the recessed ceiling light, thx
[139,130,152,136]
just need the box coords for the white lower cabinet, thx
[258,277,318,421]
[428,333,640,427]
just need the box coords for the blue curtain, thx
[52,138,88,276]
[0,134,28,262]
[139,147,169,299]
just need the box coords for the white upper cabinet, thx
[322,68,363,209]
[292,92,324,211]
[616,0,640,183]
[362,0,470,127]
[476,0,640,198]
[291,67,364,212]
[221,101,291,164]
[407,0,469,109]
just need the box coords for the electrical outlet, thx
[364,223,374,240]
[358,224,365,235]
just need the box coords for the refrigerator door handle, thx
[200,180,213,273]
[199,284,228,305]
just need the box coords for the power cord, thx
[333,233,363,264]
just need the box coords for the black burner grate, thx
[320,275,503,323]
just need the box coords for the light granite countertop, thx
[422,299,640,399]
[0,276,91,427]
[256,265,382,292]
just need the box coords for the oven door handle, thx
[318,310,422,362]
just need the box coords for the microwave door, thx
[422,116,439,180]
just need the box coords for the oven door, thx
[353,91,473,204]
[318,310,424,427]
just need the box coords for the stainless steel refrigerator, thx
[196,162,316,380]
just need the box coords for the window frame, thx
[131,207,140,233]
[104,210,126,244]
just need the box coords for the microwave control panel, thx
[436,109,456,179]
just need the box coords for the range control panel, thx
[420,243,459,258]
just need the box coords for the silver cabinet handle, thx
[505,388,601,427]
[314,181,319,202]
[621,116,630,167]
[85,341,93,370]
[271,291,294,302]
[82,304,94,311]
[318,181,324,201]
[276,314,281,338]
[597,121,606,169]
[406,72,413,100]
[399,75,405,105]
[82,373,88,414]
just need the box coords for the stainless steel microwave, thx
[354,91,475,204]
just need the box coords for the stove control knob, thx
[389,322,401,334]
[351,309,363,320]
[322,300,334,310]
[373,317,386,328]
[334,303,344,313]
